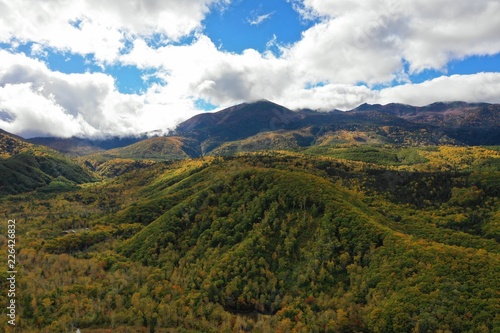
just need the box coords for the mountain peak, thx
[176,100,297,133]
[353,103,383,111]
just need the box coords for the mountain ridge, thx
[8,100,500,161]
[171,100,500,154]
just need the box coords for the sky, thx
[0,0,500,138]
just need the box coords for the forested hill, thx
[0,147,498,332]
[0,129,96,195]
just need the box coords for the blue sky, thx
[204,0,312,54]
[0,0,500,138]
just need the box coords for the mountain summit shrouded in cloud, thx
[1,0,500,138]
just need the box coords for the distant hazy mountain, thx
[28,135,147,156]
[353,102,500,145]
[93,136,202,160]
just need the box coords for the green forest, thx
[0,144,499,332]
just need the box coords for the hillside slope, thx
[0,129,96,195]
[0,128,33,157]
[77,136,202,178]
[96,136,201,160]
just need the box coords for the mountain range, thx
[26,100,500,160]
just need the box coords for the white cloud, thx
[374,72,500,106]
[276,83,376,111]
[247,12,275,26]
[0,83,90,138]
[285,16,404,85]
[0,50,202,138]
[0,0,230,63]
[279,73,500,111]
[290,0,500,80]
[120,35,296,107]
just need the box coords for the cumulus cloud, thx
[374,72,500,106]
[0,83,91,138]
[0,51,201,138]
[285,16,404,85]
[290,0,500,81]
[120,35,296,107]
[0,0,229,63]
